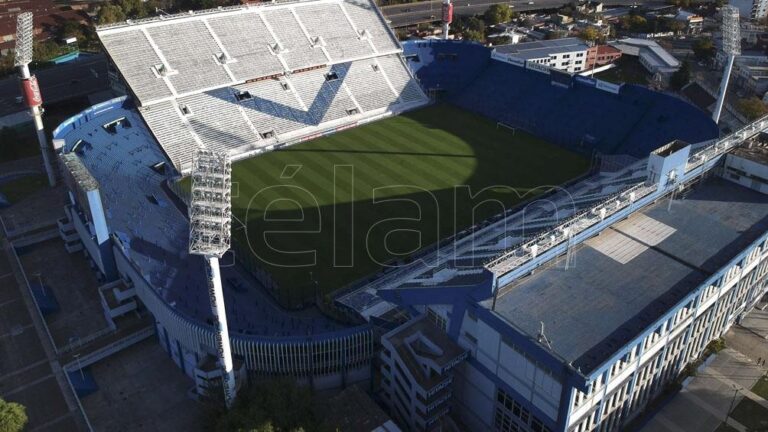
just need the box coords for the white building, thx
[730,0,768,20]
[380,316,468,431]
[493,38,591,73]
[609,38,680,75]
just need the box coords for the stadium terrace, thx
[49,2,768,431]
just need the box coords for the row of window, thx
[495,389,551,432]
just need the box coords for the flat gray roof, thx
[484,178,768,374]
[494,37,589,60]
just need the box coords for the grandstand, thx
[403,40,719,158]
[98,0,428,173]
[49,4,765,429]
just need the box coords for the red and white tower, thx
[441,0,453,40]
[15,12,56,187]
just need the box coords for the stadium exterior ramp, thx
[53,97,374,396]
[97,0,428,173]
[336,100,768,429]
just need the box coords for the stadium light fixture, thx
[15,12,56,187]
[188,149,237,408]
[712,5,741,124]
[14,13,33,67]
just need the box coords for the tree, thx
[620,15,648,33]
[463,29,485,42]
[669,61,691,90]
[0,398,27,432]
[693,38,716,61]
[97,4,127,24]
[580,26,600,42]
[737,97,768,120]
[484,4,512,25]
[213,378,327,432]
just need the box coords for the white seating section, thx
[300,4,371,60]
[342,0,399,54]
[207,14,284,81]
[99,31,174,103]
[139,56,428,170]
[146,21,233,95]
[98,0,428,172]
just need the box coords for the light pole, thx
[188,149,236,408]
[712,5,741,125]
[14,12,56,186]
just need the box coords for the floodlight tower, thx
[15,12,56,187]
[712,5,741,124]
[188,150,236,408]
[441,0,453,40]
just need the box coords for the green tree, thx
[214,378,325,432]
[737,97,768,120]
[621,15,648,32]
[580,26,600,42]
[484,4,512,25]
[32,41,64,62]
[693,38,716,61]
[0,398,27,432]
[97,4,127,24]
[669,61,691,90]
[117,0,149,19]
[463,29,485,42]
[59,20,85,41]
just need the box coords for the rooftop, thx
[494,37,590,60]
[484,178,768,374]
[384,316,466,390]
[730,141,768,165]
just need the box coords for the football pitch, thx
[228,104,590,307]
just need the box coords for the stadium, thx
[47,0,768,430]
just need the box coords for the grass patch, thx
[754,376,768,400]
[0,174,47,204]
[714,423,741,432]
[208,104,590,307]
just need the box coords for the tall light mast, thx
[441,0,453,40]
[15,12,56,186]
[712,5,741,124]
[188,150,236,408]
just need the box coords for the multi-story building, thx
[585,45,622,70]
[609,38,680,76]
[352,134,768,431]
[730,0,768,20]
[380,316,468,431]
[493,38,591,73]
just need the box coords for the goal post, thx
[496,122,516,136]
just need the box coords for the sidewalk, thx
[639,348,765,432]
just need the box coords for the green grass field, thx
[227,104,590,307]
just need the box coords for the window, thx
[235,91,253,102]
[464,332,477,344]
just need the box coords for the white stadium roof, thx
[97,0,428,172]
